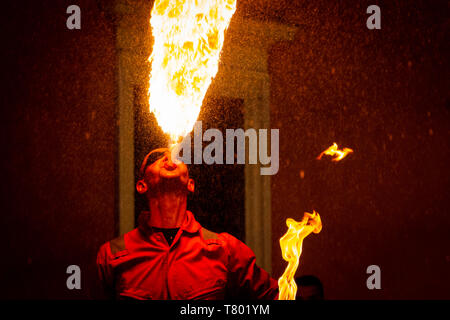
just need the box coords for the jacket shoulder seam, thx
[201,227,218,240]
[109,234,126,254]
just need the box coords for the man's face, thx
[138,148,193,194]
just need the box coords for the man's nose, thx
[163,152,177,167]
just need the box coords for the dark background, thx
[1,0,449,299]
[267,0,450,299]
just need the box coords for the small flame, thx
[278,211,322,300]
[317,142,353,162]
[148,0,237,145]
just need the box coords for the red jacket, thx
[96,211,279,300]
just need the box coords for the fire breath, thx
[172,121,279,175]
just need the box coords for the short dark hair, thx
[139,148,170,178]
[141,151,165,173]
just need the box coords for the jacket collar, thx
[138,210,202,236]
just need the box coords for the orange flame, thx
[148,0,237,145]
[317,142,353,162]
[278,211,322,300]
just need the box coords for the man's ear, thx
[187,178,194,193]
[136,179,148,194]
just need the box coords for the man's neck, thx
[147,191,187,228]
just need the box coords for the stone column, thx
[209,16,296,274]
[114,0,152,235]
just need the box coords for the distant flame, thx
[278,211,322,300]
[317,142,353,162]
[148,0,237,145]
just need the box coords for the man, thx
[97,148,278,300]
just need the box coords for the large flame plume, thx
[278,211,322,300]
[317,142,353,162]
[148,0,237,145]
